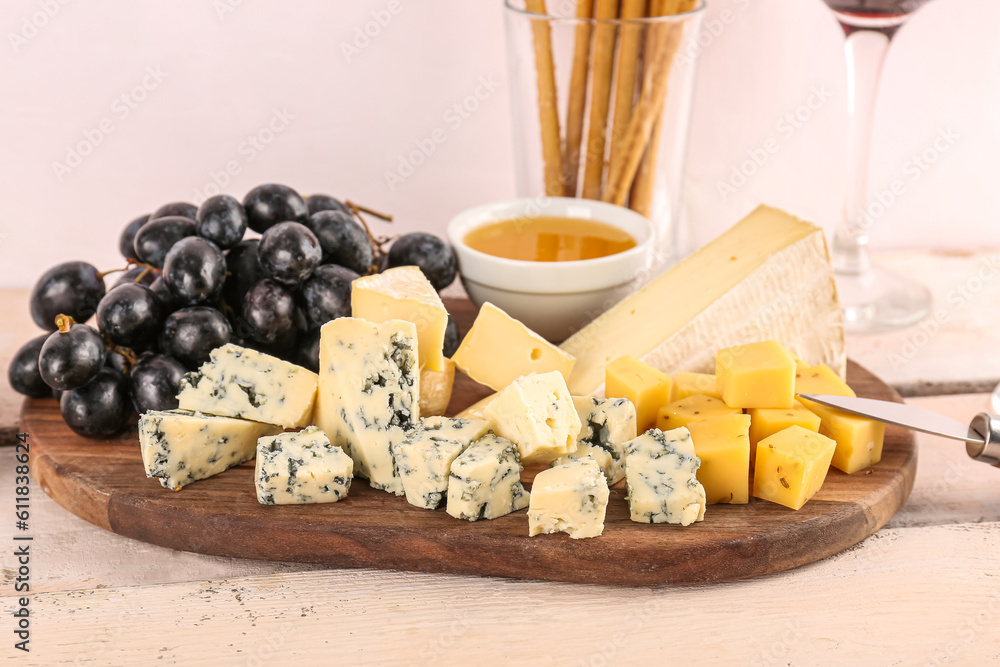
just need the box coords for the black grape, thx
[257,222,321,287]
[243,183,307,234]
[162,237,226,306]
[29,261,106,330]
[387,232,457,291]
[96,283,162,348]
[241,279,296,344]
[443,315,459,358]
[8,334,52,398]
[119,214,150,260]
[38,323,106,391]
[160,307,232,370]
[129,353,186,413]
[300,264,358,329]
[306,194,350,216]
[60,367,131,438]
[222,239,265,310]
[298,329,321,372]
[133,216,197,268]
[196,194,247,249]
[305,210,374,275]
[150,277,181,314]
[150,201,197,221]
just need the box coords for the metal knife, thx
[798,394,1000,468]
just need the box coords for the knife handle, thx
[967,413,1000,467]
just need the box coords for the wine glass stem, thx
[833,28,893,276]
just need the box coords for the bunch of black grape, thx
[8,184,459,438]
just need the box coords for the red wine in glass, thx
[823,0,931,36]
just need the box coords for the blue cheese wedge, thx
[446,434,529,521]
[624,427,707,526]
[528,456,610,539]
[177,344,317,429]
[138,409,281,490]
[314,317,419,495]
[552,397,637,485]
[394,416,492,509]
[483,371,582,465]
[254,426,353,505]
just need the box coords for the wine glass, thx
[823,0,933,332]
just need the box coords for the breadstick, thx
[525,0,564,196]
[607,0,647,185]
[628,0,670,215]
[563,0,595,197]
[580,0,620,200]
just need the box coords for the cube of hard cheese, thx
[552,396,637,485]
[452,302,576,392]
[716,340,796,409]
[795,363,855,398]
[138,409,281,490]
[447,434,530,521]
[605,355,672,433]
[670,372,721,402]
[753,425,836,510]
[419,358,456,417]
[686,414,751,504]
[255,426,353,505]
[624,428,706,525]
[314,317,419,495]
[747,401,822,467]
[806,402,885,474]
[484,371,582,465]
[656,393,741,432]
[528,456,610,539]
[177,344,318,428]
[351,266,449,372]
[394,416,492,509]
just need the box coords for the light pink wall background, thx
[1,0,996,287]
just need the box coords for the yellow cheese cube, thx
[716,340,796,409]
[795,363,856,398]
[747,401,822,466]
[351,266,449,372]
[670,372,722,402]
[753,426,836,510]
[656,394,741,432]
[452,302,576,392]
[687,414,751,504]
[805,402,885,474]
[605,356,672,433]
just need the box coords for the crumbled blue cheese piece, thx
[394,416,491,509]
[624,427,706,526]
[314,317,419,495]
[528,455,610,539]
[255,426,353,505]
[552,397,637,485]
[177,344,318,429]
[446,434,529,521]
[138,409,281,490]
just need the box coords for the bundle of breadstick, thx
[523,0,698,215]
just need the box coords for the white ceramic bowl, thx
[447,197,653,342]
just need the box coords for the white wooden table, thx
[2,249,1000,665]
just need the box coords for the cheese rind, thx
[452,302,576,392]
[394,416,492,509]
[446,434,530,521]
[351,266,449,372]
[254,426,353,505]
[561,205,846,395]
[177,344,318,428]
[528,456,610,539]
[624,428,706,525]
[138,409,281,490]
[552,396,636,485]
[419,358,456,417]
[314,317,420,495]
[484,371,582,465]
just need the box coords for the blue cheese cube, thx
[255,426,353,505]
[314,317,419,495]
[624,427,706,526]
[177,344,318,429]
[394,417,492,509]
[138,409,281,490]
[552,397,637,485]
[528,456,610,539]
[447,434,529,521]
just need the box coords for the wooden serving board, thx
[22,299,916,586]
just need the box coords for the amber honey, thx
[464,216,636,262]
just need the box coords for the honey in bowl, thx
[463,216,636,262]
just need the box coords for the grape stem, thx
[110,346,138,369]
[96,260,160,282]
[346,201,392,222]
[346,201,395,274]
[54,314,76,333]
